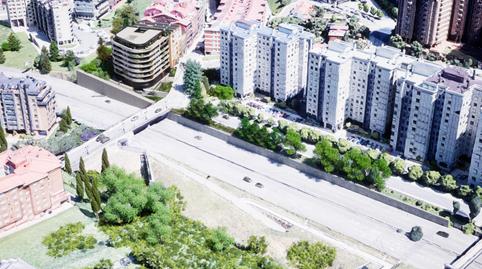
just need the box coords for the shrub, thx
[169,68,176,77]
[408,226,423,241]
[462,222,475,235]
[246,235,268,254]
[42,222,97,257]
[206,228,234,252]
[391,159,406,175]
[407,165,423,181]
[421,170,441,186]
[287,241,336,269]
[458,185,473,198]
[209,84,234,100]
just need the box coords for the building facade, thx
[5,0,35,27]
[0,146,69,232]
[220,21,314,101]
[32,0,76,47]
[396,0,482,47]
[112,23,179,89]
[0,73,57,135]
[73,0,109,20]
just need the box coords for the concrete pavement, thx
[127,119,477,269]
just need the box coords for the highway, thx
[128,119,477,269]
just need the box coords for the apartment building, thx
[396,0,482,47]
[112,23,181,89]
[142,0,206,53]
[32,0,76,47]
[0,73,57,135]
[306,41,409,133]
[74,0,109,20]
[0,146,69,232]
[469,109,482,185]
[391,66,482,167]
[220,20,314,101]
[5,0,35,27]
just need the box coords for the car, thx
[436,231,449,238]
[255,182,264,188]
[194,135,202,140]
[243,176,252,183]
[131,115,139,121]
[155,108,163,113]
[96,134,110,144]
[222,114,229,119]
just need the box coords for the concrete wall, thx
[167,113,450,227]
[76,70,154,108]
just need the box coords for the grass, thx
[157,81,173,92]
[0,207,129,269]
[268,0,290,15]
[382,188,444,216]
[131,0,152,15]
[0,25,39,69]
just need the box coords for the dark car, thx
[255,182,264,188]
[96,134,110,144]
[243,176,252,183]
[436,231,449,238]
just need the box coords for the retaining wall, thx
[167,113,450,227]
[76,70,154,108]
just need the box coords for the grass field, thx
[0,25,39,69]
[0,206,130,269]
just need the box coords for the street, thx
[127,119,477,269]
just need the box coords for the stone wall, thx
[167,113,450,227]
[76,70,154,108]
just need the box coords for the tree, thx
[407,165,423,181]
[79,157,87,175]
[390,34,405,49]
[453,201,460,216]
[247,236,268,254]
[209,85,234,100]
[37,46,51,74]
[64,153,72,174]
[111,5,138,34]
[408,226,423,241]
[469,195,481,220]
[49,42,60,61]
[183,60,203,96]
[284,128,306,156]
[63,50,76,70]
[391,159,405,175]
[0,125,7,152]
[59,118,69,133]
[441,174,457,192]
[0,48,5,64]
[97,38,111,63]
[65,106,72,125]
[75,172,85,200]
[421,170,441,186]
[287,241,336,269]
[336,138,351,154]
[314,137,340,173]
[411,41,423,57]
[7,33,21,51]
[185,97,218,124]
[206,228,234,252]
[101,148,110,172]
[91,259,113,269]
[458,185,473,198]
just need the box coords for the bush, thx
[246,235,268,254]
[42,222,97,257]
[209,84,234,100]
[287,241,336,269]
[462,222,475,235]
[158,81,173,92]
[206,228,234,252]
[408,226,423,241]
[169,67,176,77]
[407,165,423,181]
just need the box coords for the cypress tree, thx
[0,48,5,64]
[92,175,101,208]
[65,106,72,125]
[79,157,87,176]
[0,125,7,152]
[75,172,84,200]
[49,42,60,61]
[101,148,110,172]
[64,153,72,174]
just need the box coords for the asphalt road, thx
[129,119,477,269]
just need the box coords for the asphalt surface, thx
[128,119,477,269]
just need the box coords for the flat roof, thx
[116,26,163,45]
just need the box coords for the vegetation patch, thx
[287,241,336,269]
[42,222,97,257]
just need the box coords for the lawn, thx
[0,25,39,69]
[131,0,152,15]
[0,207,130,269]
[268,0,290,15]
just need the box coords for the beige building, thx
[0,73,57,136]
[112,23,179,89]
[0,146,69,232]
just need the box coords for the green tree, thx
[314,137,340,173]
[458,185,473,198]
[75,172,85,200]
[287,241,336,269]
[64,153,72,174]
[37,46,51,74]
[63,50,76,69]
[97,38,111,63]
[421,170,441,186]
[49,42,60,61]
[453,201,460,215]
[408,226,423,241]
[79,157,87,175]
[407,165,423,181]
[391,159,405,175]
[209,84,234,100]
[101,148,110,172]
[7,33,21,51]
[0,48,5,64]
[0,125,7,152]
[185,97,218,124]
[469,195,481,220]
[247,235,268,254]
[88,259,113,269]
[441,174,457,192]
[111,5,138,34]
[206,228,234,252]
[336,138,351,154]
[284,128,306,156]
[390,34,405,49]
[411,41,424,57]
[183,60,203,96]
[59,118,69,133]
[64,106,72,125]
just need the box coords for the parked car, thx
[255,182,264,188]
[222,114,229,119]
[96,134,110,144]
[243,176,252,183]
[436,231,449,238]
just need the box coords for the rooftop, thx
[426,67,482,94]
[115,26,163,46]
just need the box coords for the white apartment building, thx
[220,21,314,101]
[469,109,482,185]
[74,0,109,20]
[6,0,75,47]
[306,41,409,133]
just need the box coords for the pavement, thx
[126,119,477,269]
[0,66,140,130]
